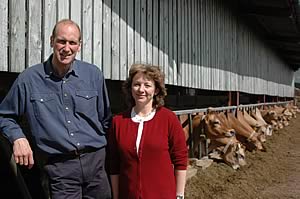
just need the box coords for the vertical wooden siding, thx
[0,0,8,72]
[0,0,295,97]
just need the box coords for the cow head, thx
[199,109,246,169]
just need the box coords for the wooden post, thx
[236,91,240,106]
[228,91,232,106]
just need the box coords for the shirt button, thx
[40,99,44,102]
[67,120,71,124]
[64,93,68,97]
[65,107,69,110]
[86,95,89,98]
[63,80,66,84]
[70,133,74,136]
[77,143,80,146]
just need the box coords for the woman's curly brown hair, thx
[122,63,167,108]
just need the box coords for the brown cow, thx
[259,109,280,131]
[243,109,272,138]
[226,111,265,152]
[193,109,246,169]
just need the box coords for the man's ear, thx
[50,36,54,48]
[77,40,82,52]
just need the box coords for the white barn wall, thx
[0,0,8,72]
[0,0,295,97]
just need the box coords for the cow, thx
[259,108,280,131]
[193,109,246,169]
[226,111,265,152]
[242,109,272,137]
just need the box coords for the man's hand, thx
[13,138,34,169]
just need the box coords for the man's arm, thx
[0,78,34,168]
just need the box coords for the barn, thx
[0,0,299,198]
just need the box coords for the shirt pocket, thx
[30,93,55,118]
[75,90,98,115]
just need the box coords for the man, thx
[0,19,112,199]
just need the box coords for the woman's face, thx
[131,72,158,107]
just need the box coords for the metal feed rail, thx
[173,101,293,159]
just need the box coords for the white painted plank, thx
[10,0,26,72]
[82,0,93,63]
[152,0,159,66]
[163,0,169,84]
[111,0,120,80]
[183,0,188,87]
[168,0,174,85]
[158,0,164,74]
[196,0,201,89]
[177,0,183,86]
[70,0,82,60]
[172,0,178,85]
[57,0,69,20]
[127,0,134,72]
[147,0,153,65]
[134,0,141,63]
[187,0,192,88]
[103,0,112,78]
[120,0,127,80]
[70,0,81,24]
[93,0,103,69]
[191,0,196,88]
[140,0,147,63]
[0,0,8,71]
[27,0,42,67]
[43,0,57,60]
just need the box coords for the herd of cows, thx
[179,103,300,169]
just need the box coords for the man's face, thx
[50,23,81,68]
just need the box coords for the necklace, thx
[131,108,156,123]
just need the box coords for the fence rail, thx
[174,100,294,159]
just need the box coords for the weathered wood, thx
[93,0,103,69]
[163,0,169,84]
[0,0,8,71]
[147,0,153,65]
[140,0,147,63]
[103,0,112,78]
[158,0,164,76]
[120,0,127,80]
[111,0,120,80]
[57,0,69,20]
[152,0,159,66]
[172,0,178,85]
[0,0,296,98]
[127,0,134,71]
[70,0,82,60]
[9,0,26,72]
[168,0,173,84]
[43,0,57,60]
[27,0,42,67]
[82,0,93,63]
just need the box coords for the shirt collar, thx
[44,54,79,78]
[131,108,156,123]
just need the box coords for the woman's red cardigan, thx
[108,107,188,199]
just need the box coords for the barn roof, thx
[239,0,300,71]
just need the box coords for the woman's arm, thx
[175,169,186,196]
[110,174,119,199]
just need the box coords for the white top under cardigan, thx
[131,108,156,154]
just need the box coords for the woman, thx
[108,63,187,199]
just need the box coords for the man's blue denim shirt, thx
[0,55,112,155]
